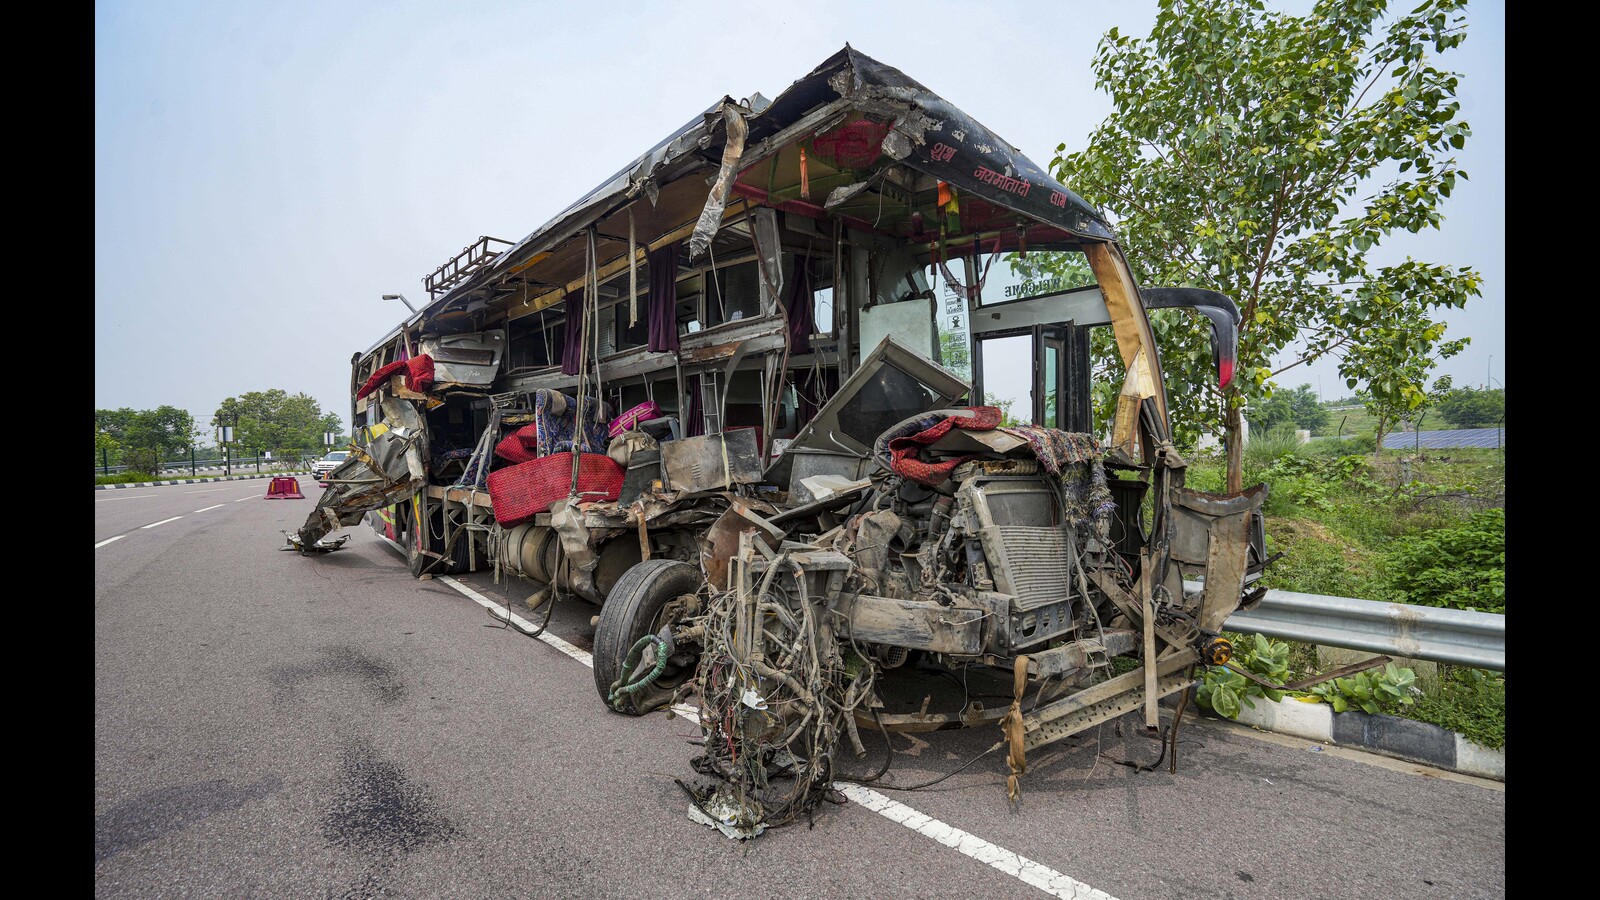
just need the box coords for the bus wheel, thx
[407,503,449,578]
[593,560,702,715]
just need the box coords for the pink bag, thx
[608,400,662,438]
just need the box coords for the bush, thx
[1305,662,1417,714]
[1382,508,1505,613]
[123,448,162,475]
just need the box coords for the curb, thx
[94,470,312,491]
[1214,694,1504,781]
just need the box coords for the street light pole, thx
[382,293,418,314]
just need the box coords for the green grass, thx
[1315,405,1376,437]
[1408,666,1505,750]
[95,471,159,485]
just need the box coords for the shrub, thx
[1305,662,1417,714]
[123,448,162,475]
[1382,508,1505,613]
[95,471,158,485]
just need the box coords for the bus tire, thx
[592,559,702,715]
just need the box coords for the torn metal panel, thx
[286,398,428,551]
[1169,483,1269,633]
[660,429,762,493]
[548,498,601,599]
[840,593,985,655]
[776,335,970,463]
[700,502,785,592]
[688,102,749,261]
[748,207,784,314]
[1085,242,1169,432]
[418,330,505,387]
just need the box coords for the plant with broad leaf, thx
[1306,661,1418,714]
[1196,633,1292,718]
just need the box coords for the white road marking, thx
[95,535,126,548]
[234,497,253,502]
[394,539,1117,900]
[833,784,1117,899]
[437,572,595,667]
[183,489,224,494]
[96,495,156,502]
[141,516,182,529]
[193,504,224,513]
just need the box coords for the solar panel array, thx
[1380,428,1505,450]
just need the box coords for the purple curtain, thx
[561,288,584,376]
[685,374,704,437]
[786,254,815,354]
[796,367,838,424]
[647,242,681,353]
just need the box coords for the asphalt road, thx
[95,479,1506,899]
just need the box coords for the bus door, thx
[973,322,1090,430]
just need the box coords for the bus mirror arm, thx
[1139,287,1240,391]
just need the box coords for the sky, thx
[95,0,1504,437]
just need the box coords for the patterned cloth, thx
[879,406,1113,533]
[885,406,1003,486]
[535,389,611,456]
[1000,426,1115,530]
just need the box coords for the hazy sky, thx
[95,0,1504,435]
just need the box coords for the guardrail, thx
[96,455,321,476]
[1214,585,1505,671]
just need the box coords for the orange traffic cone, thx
[265,476,304,499]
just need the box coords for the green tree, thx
[125,406,198,458]
[95,422,120,465]
[95,406,197,461]
[1248,383,1328,433]
[982,392,1025,428]
[212,390,342,453]
[1364,372,1451,450]
[1435,386,1504,428]
[1044,0,1481,490]
[95,408,139,444]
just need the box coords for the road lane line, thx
[96,496,156,502]
[397,541,1118,900]
[832,784,1116,899]
[95,535,126,548]
[183,489,224,494]
[234,497,253,502]
[194,504,225,513]
[141,516,182,529]
[435,572,595,667]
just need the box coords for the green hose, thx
[608,634,669,711]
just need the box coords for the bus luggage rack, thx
[425,235,515,298]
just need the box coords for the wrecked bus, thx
[290,46,1268,835]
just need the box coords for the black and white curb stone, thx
[1210,694,1504,781]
